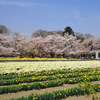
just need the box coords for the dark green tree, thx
[63,26,75,36]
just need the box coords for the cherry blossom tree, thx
[0,34,15,57]
[73,38,100,59]
[0,28,99,59]
[28,34,80,58]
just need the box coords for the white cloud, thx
[0,1,40,7]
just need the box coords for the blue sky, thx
[0,0,100,37]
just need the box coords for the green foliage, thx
[78,79,96,96]
[63,26,75,36]
[93,96,100,100]
[0,67,99,80]
[0,75,100,94]
[8,84,100,100]
[0,67,100,100]
[0,67,99,100]
[1,70,100,85]
[0,67,100,95]
[78,79,100,100]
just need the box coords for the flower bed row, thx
[9,84,100,100]
[0,70,100,86]
[0,75,100,94]
[0,57,81,61]
[1,61,100,75]
[0,67,99,80]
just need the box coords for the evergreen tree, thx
[63,26,75,36]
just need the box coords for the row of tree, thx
[0,25,99,59]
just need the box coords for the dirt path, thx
[0,81,100,100]
[62,93,100,100]
[0,84,78,100]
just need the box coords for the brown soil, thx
[0,84,77,100]
[0,81,99,100]
[62,93,100,100]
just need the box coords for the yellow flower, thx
[21,83,27,85]
[69,80,73,82]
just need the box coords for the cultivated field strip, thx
[0,68,100,95]
[0,61,100,74]
[1,67,99,79]
[0,61,100,100]
[8,83,100,100]
[0,68,100,86]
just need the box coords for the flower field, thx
[0,61,100,100]
[0,57,81,61]
[0,61,100,74]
